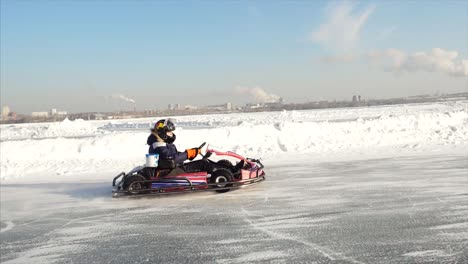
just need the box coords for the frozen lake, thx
[2,152,467,264]
[2,102,467,263]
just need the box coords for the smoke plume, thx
[236,86,281,103]
[112,94,136,103]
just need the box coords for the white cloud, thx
[309,2,466,79]
[311,1,375,51]
[367,48,468,77]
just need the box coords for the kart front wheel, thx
[210,169,233,193]
[123,175,148,194]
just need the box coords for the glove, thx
[186,148,200,160]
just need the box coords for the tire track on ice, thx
[241,207,364,264]
[1,221,15,233]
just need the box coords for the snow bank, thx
[0,118,102,141]
[1,102,467,181]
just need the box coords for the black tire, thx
[217,159,233,168]
[123,175,148,194]
[210,168,233,193]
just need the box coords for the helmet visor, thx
[164,118,176,131]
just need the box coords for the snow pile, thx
[1,102,467,181]
[0,118,102,141]
[181,103,468,156]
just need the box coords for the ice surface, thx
[1,153,467,263]
[1,102,467,263]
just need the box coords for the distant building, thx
[352,95,363,103]
[226,102,232,110]
[167,104,182,110]
[184,105,197,110]
[8,112,17,120]
[32,112,49,118]
[245,103,262,109]
[205,104,229,111]
[92,113,107,120]
[47,108,67,117]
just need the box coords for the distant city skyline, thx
[1,1,467,114]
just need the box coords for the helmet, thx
[154,118,176,143]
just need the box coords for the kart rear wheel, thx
[123,175,148,194]
[210,168,233,193]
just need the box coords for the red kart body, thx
[112,147,265,197]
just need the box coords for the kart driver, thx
[147,119,243,173]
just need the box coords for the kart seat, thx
[157,159,176,169]
[156,159,186,178]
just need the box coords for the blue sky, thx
[1,0,467,114]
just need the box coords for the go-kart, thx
[112,143,265,197]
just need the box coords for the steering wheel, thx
[188,142,207,161]
[198,142,206,149]
[198,142,212,160]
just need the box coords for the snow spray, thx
[145,154,159,167]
